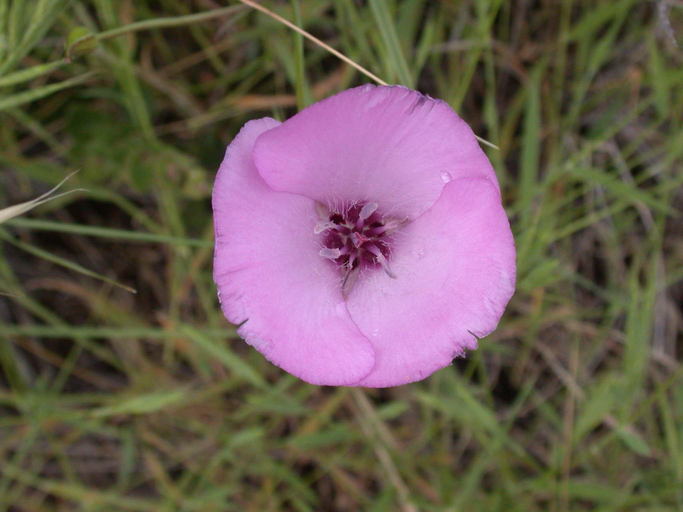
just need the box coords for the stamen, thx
[358,202,378,221]
[319,247,342,260]
[314,220,335,234]
[342,267,360,298]
[315,201,329,219]
[368,218,405,236]
[315,201,403,292]
[366,244,396,278]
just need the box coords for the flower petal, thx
[253,85,495,220]
[345,177,516,387]
[213,118,375,385]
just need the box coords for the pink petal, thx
[253,85,496,221]
[212,118,375,385]
[345,177,516,387]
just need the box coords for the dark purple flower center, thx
[316,202,403,293]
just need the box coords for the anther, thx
[319,247,342,260]
[368,218,405,236]
[342,267,360,298]
[315,201,329,220]
[358,202,378,222]
[366,244,396,278]
[314,220,335,234]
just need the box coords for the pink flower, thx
[212,85,515,387]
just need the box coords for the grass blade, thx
[368,0,414,87]
[0,72,95,112]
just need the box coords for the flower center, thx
[315,202,402,294]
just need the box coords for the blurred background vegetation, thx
[1,0,682,510]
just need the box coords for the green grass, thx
[1,0,682,510]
